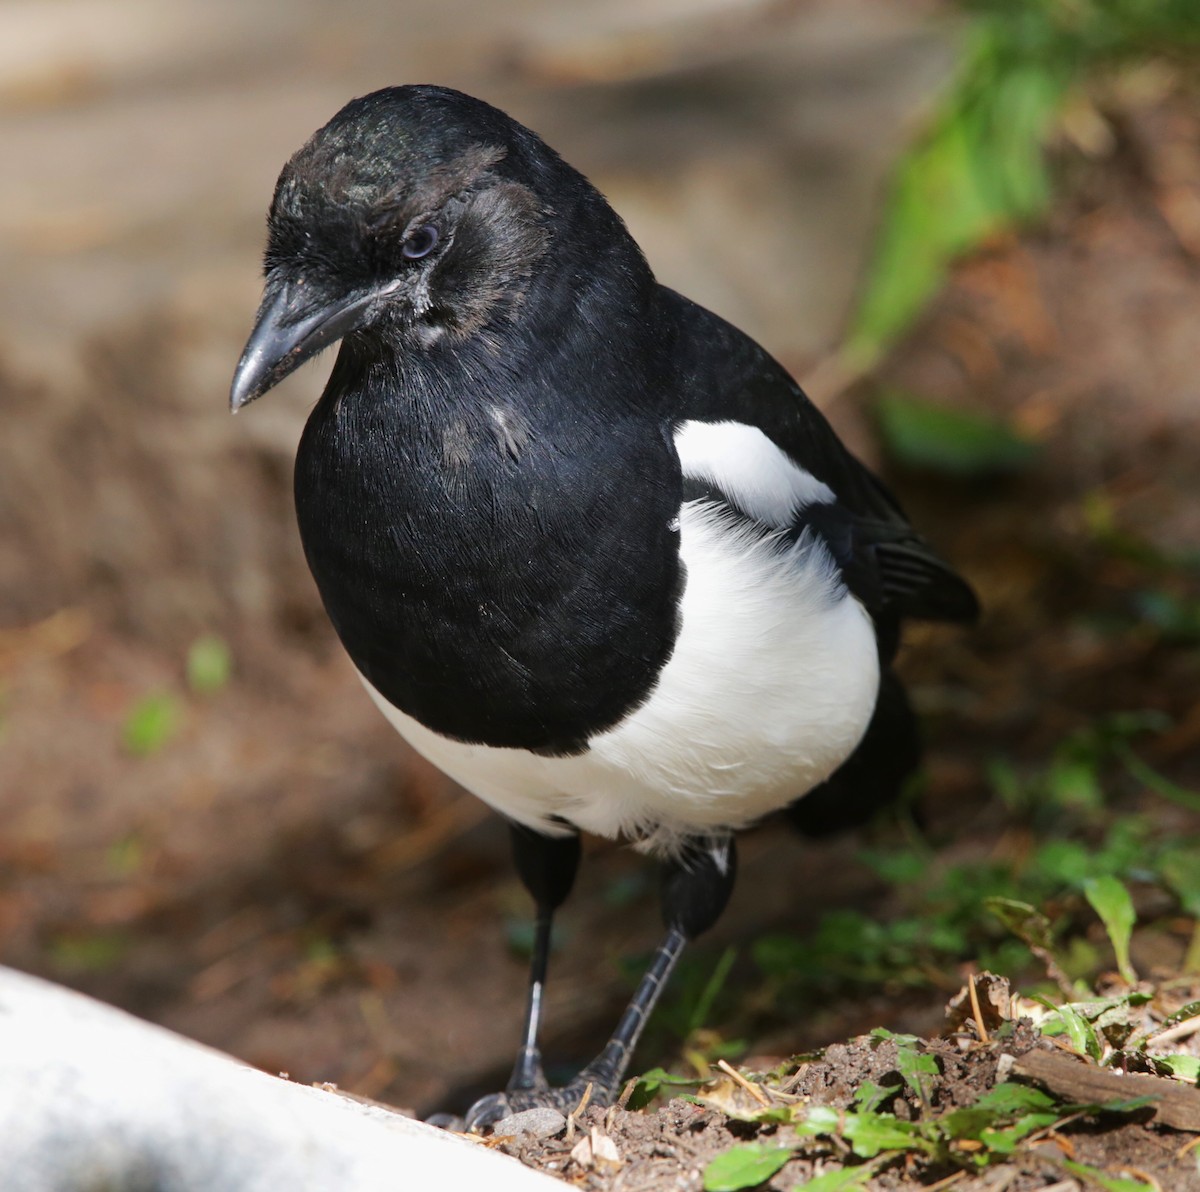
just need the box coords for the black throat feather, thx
[294,285,683,755]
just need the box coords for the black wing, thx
[658,286,979,640]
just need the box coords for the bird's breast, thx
[293,381,683,754]
[358,497,881,852]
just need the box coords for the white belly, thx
[360,498,880,856]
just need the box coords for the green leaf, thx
[846,0,1200,365]
[1157,851,1200,917]
[796,1106,843,1138]
[1046,755,1104,811]
[121,692,182,757]
[979,1111,1061,1154]
[841,1112,925,1159]
[1153,1054,1200,1083]
[846,32,1064,363]
[987,757,1027,812]
[703,1143,794,1191]
[49,930,129,973]
[105,834,144,877]
[186,634,233,694]
[938,1083,1059,1155]
[688,946,739,1035]
[985,897,1055,952]
[895,1044,939,1104]
[857,847,926,886]
[866,1027,938,1103]
[795,1163,879,1190]
[1031,839,1097,887]
[875,392,1040,477]
[625,1067,700,1112]
[1114,742,1200,813]
[1079,1096,1159,1116]
[1083,876,1138,984]
[972,1082,1056,1115]
[1041,1002,1103,1060]
[867,1026,917,1045]
[1153,999,1200,1034]
[1088,992,1152,1050]
[1060,1158,1155,1192]
[852,1080,901,1113]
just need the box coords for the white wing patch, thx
[674,419,834,527]
[358,449,880,856]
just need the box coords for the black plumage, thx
[231,84,977,1128]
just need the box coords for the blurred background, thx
[1,0,1198,1118]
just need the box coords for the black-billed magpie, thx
[230,85,977,1130]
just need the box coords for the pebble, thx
[492,1108,567,1139]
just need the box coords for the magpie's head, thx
[232,85,622,410]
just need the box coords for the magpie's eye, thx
[401,225,440,260]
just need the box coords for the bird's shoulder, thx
[655,287,979,631]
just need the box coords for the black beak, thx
[229,282,378,411]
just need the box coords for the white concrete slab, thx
[0,965,560,1191]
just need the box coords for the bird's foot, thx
[461,1065,618,1133]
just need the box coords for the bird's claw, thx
[463,1091,515,1132]
[462,1073,615,1133]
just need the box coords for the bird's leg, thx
[569,834,738,1096]
[439,824,579,1129]
[463,833,737,1132]
[561,923,687,1100]
[506,823,581,1093]
[508,901,555,1092]
[660,834,739,942]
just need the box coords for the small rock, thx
[492,1108,567,1139]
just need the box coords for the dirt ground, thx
[498,1021,1199,1190]
[2,7,1199,1190]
